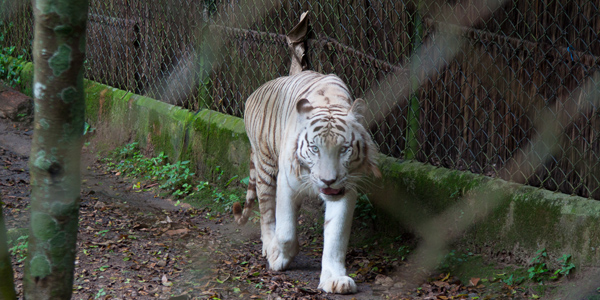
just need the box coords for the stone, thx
[0,86,32,121]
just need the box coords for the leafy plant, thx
[83,121,95,135]
[397,245,411,261]
[240,176,250,186]
[104,143,245,211]
[356,193,376,223]
[528,248,549,282]
[94,288,107,299]
[8,235,28,263]
[439,249,471,272]
[550,254,575,280]
[527,249,575,282]
[0,21,25,88]
[104,143,195,194]
[501,273,525,286]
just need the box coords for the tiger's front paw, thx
[262,243,268,257]
[318,276,357,294]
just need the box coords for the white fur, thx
[240,72,380,294]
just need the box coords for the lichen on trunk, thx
[24,1,89,299]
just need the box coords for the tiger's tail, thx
[233,153,257,225]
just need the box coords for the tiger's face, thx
[294,98,380,199]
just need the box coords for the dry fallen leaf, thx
[433,280,449,287]
[165,228,190,236]
[469,277,480,286]
[162,274,173,286]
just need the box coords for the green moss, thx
[32,150,52,171]
[30,212,58,240]
[147,108,177,159]
[29,255,52,278]
[49,231,67,249]
[39,119,50,130]
[53,24,73,37]
[48,44,71,77]
[37,0,88,22]
[84,80,127,124]
[188,110,250,183]
[20,61,34,96]
[60,86,76,103]
[135,95,192,124]
[377,160,489,216]
[50,201,78,216]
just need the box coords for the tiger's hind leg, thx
[233,152,257,225]
[254,156,278,257]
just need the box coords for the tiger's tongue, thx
[320,188,343,195]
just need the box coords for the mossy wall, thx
[82,81,251,183]
[371,157,600,268]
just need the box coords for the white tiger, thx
[232,70,380,294]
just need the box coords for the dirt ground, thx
[0,114,537,300]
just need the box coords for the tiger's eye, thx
[311,145,319,153]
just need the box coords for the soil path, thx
[0,116,490,299]
[0,117,383,299]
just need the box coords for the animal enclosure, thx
[3,0,600,198]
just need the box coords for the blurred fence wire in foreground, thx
[2,0,600,297]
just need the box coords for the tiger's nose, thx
[321,178,336,186]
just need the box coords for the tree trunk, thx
[0,197,17,300]
[24,1,89,299]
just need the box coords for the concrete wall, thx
[83,82,251,184]
[11,59,600,269]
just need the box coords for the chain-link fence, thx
[3,0,600,199]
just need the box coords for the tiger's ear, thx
[296,98,313,115]
[350,98,367,116]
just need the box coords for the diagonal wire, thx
[147,0,282,108]
[361,0,506,127]
[351,0,600,291]
[374,72,600,292]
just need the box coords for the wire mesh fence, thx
[3,0,600,199]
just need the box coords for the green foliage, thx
[439,249,474,272]
[513,248,576,284]
[355,193,376,226]
[83,122,95,135]
[191,177,243,212]
[94,288,107,299]
[0,21,25,88]
[397,245,411,261]
[550,254,575,280]
[239,176,249,186]
[500,273,525,286]
[104,143,244,211]
[485,249,576,288]
[528,248,549,282]
[104,143,194,196]
[8,235,28,263]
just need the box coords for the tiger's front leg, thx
[318,191,358,294]
[265,172,301,271]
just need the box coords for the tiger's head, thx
[294,97,381,200]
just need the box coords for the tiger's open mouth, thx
[319,187,345,196]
